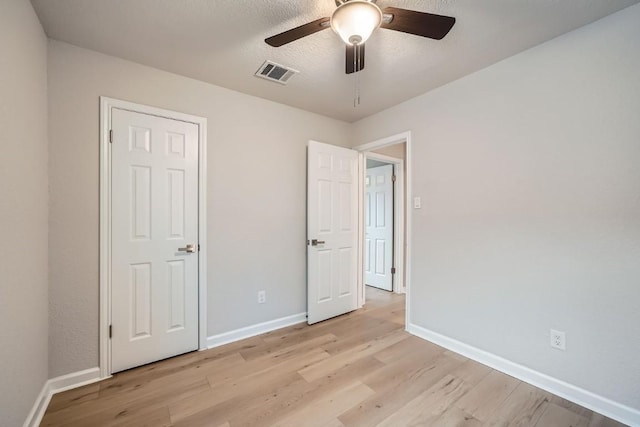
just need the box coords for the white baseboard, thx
[207,312,307,349]
[24,367,102,427]
[23,381,51,427]
[407,322,640,427]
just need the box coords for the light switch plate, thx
[413,197,421,209]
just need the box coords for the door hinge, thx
[109,129,113,143]
[392,174,396,182]
[391,267,396,274]
[109,324,112,338]
[198,244,200,251]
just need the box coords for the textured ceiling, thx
[31,0,639,122]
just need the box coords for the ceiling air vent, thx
[255,61,299,85]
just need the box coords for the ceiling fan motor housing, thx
[335,0,378,5]
[331,0,383,45]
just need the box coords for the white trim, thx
[99,97,208,378]
[355,131,412,326]
[24,367,101,427]
[365,151,402,165]
[46,367,102,395]
[407,323,640,427]
[207,313,307,349]
[196,108,208,352]
[355,131,412,152]
[23,382,49,427]
[356,153,365,307]
[99,97,112,379]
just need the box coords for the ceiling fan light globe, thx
[330,0,382,45]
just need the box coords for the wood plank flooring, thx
[41,287,628,426]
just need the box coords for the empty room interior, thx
[1,0,639,426]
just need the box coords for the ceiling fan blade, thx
[381,7,455,40]
[346,43,365,74]
[265,17,330,47]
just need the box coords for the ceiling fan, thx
[265,0,456,74]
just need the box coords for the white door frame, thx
[355,131,412,328]
[99,97,208,378]
[364,153,404,294]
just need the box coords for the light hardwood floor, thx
[42,287,627,426]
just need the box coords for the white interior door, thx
[307,141,359,324]
[111,108,199,373]
[365,164,394,291]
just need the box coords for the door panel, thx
[111,108,199,373]
[167,260,186,331]
[365,164,393,291]
[130,263,151,339]
[307,141,358,324]
[168,169,185,239]
[131,166,151,240]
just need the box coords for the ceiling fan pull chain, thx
[353,44,357,107]
[353,43,361,107]
[353,81,358,108]
[356,69,361,106]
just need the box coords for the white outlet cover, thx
[550,329,566,350]
[413,196,422,209]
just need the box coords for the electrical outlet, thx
[258,290,266,304]
[550,329,566,350]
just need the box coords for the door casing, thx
[99,97,208,378]
[355,131,412,327]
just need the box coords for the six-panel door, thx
[111,108,199,373]
[307,141,359,324]
[365,164,394,291]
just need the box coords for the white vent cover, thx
[255,61,299,85]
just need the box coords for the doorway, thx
[99,97,208,377]
[356,132,411,327]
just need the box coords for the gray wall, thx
[0,0,49,425]
[47,40,351,377]
[352,4,640,411]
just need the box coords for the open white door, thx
[111,108,199,373]
[365,164,394,291]
[307,141,359,324]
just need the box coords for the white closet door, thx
[111,108,199,373]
